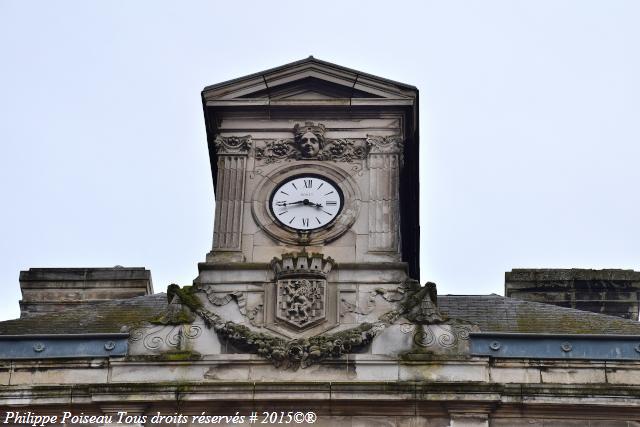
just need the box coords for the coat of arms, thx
[276,278,326,329]
[270,252,335,332]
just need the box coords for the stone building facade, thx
[1,58,640,427]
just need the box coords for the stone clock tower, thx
[193,57,422,342]
[202,57,419,271]
[124,57,451,368]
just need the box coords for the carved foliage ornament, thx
[156,274,473,370]
[214,135,251,155]
[254,122,401,164]
[366,135,404,154]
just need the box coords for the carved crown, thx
[270,251,334,280]
[293,122,325,140]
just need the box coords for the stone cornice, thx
[3,376,640,409]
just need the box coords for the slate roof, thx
[0,293,167,335]
[439,294,640,335]
[1,293,639,336]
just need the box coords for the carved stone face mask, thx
[299,131,320,157]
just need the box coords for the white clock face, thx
[270,175,343,231]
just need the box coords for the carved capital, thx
[366,135,404,154]
[214,135,251,155]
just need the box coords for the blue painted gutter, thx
[0,333,128,359]
[471,332,640,361]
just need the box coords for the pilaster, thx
[209,135,251,262]
[366,135,403,252]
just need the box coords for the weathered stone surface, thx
[371,324,415,356]
[0,362,10,386]
[10,363,109,385]
[505,268,640,319]
[202,58,419,272]
[489,365,541,384]
[19,267,153,318]
[450,414,488,427]
[210,139,250,258]
[539,364,607,384]
[605,361,640,384]
[490,419,543,427]
[399,360,490,382]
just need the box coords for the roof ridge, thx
[201,56,418,94]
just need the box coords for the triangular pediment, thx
[202,57,416,106]
[239,76,382,100]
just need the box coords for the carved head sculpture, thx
[293,122,325,157]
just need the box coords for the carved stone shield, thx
[276,278,326,329]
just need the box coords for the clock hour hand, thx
[302,199,323,208]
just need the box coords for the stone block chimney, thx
[505,269,640,320]
[19,267,153,318]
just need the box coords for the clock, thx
[269,174,344,231]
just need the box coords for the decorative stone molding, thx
[341,285,406,316]
[254,122,369,164]
[323,138,369,162]
[254,139,298,164]
[213,135,251,155]
[198,287,263,326]
[402,281,446,324]
[276,279,326,329]
[270,251,335,279]
[366,135,404,154]
[269,252,335,330]
[400,323,474,349]
[128,323,202,351]
[213,319,385,370]
[203,289,246,310]
[157,279,476,369]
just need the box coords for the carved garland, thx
[157,279,462,370]
[169,283,397,370]
[214,135,251,154]
[252,121,403,164]
[255,138,369,164]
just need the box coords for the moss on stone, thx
[161,350,202,361]
[167,284,203,311]
[125,351,202,362]
[150,305,196,325]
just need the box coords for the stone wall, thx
[505,269,640,320]
[19,267,153,318]
[2,356,640,426]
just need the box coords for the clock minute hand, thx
[276,200,304,206]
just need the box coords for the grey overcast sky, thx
[1,1,639,321]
